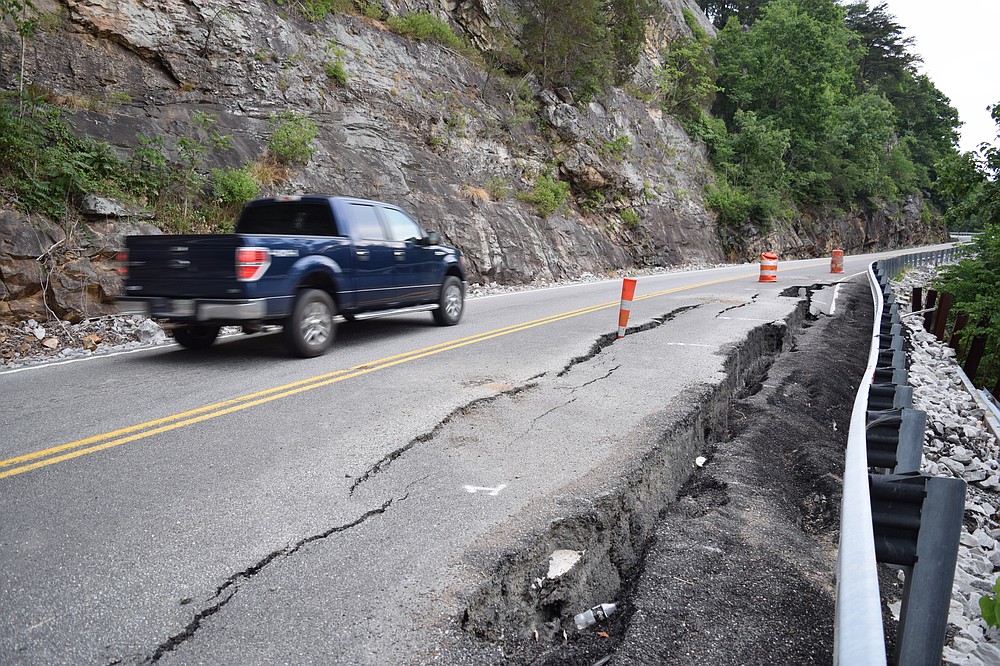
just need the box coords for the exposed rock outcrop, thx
[0,0,942,321]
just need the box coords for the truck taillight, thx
[236,247,271,281]
[115,250,128,277]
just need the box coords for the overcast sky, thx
[876,0,999,154]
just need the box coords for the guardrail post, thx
[965,333,988,381]
[870,473,966,666]
[867,382,913,410]
[931,293,952,342]
[922,290,937,331]
[911,287,922,313]
[880,300,899,324]
[950,313,969,350]
[874,349,907,385]
[866,409,925,473]
[880,332,903,353]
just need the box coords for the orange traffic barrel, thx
[617,278,638,338]
[831,249,844,274]
[759,252,778,283]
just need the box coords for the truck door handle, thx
[356,249,370,261]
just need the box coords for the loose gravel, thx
[890,266,1000,666]
[0,314,170,370]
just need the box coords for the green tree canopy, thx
[691,0,967,233]
[843,1,917,89]
[843,1,959,197]
[935,103,1000,231]
[522,0,611,97]
[520,0,653,98]
[713,0,867,201]
[696,0,768,29]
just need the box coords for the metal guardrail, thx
[834,262,889,665]
[835,248,965,666]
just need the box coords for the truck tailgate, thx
[125,235,241,298]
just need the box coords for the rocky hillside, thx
[0,0,943,322]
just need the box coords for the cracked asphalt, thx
[151,296,808,664]
[0,255,892,665]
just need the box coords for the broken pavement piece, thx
[547,549,584,579]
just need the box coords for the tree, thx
[606,0,656,84]
[695,0,768,29]
[831,93,912,201]
[932,104,1000,390]
[934,221,1000,392]
[714,0,861,200]
[2,0,39,95]
[522,0,611,97]
[655,28,717,122]
[842,2,959,198]
[891,73,960,195]
[935,102,1000,231]
[842,1,917,90]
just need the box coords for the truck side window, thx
[349,204,387,240]
[382,208,424,243]
[236,203,339,236]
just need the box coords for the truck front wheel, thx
[284,288,336,358]
[433,276,464,326]
[172,325,221,350]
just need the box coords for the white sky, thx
[877,1,1000,154]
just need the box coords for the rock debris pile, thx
[893,266,1000,665]
[0,315,168,369]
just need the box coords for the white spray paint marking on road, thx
[715,316,776,322]
[662,342,715,348]
[463,484,507,496]
[830,283,842,316]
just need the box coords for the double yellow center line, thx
[1,272,765,480]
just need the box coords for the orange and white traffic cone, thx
[758,252,778,283]
[831,249,844,274]
[617,278,637,339]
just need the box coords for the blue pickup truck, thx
[116,195,467,357]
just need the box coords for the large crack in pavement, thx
[143,497,400,664]
[454,297,809,659]
[716,293,759,316]
[557,304,703,377]
[349,305,705,498]
[348,384,538,496]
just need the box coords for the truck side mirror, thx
[424,231,440,246]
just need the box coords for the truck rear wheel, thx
[284,288,336,358]
[172,325,221,350]
[432,276,464,326]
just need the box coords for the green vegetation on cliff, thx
[0,0,973,239]
[0,93,312,231]
[692,0,960,230]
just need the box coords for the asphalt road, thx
[0,247,949,664]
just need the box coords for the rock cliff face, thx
[0,0,941,322]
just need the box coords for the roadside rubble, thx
[892,266,1000,666]
[0,315,169,368]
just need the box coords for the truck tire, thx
[432,276,464,326]
[284,288,336,358]
[172,325,221,350]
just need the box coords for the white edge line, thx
[0,342,178,376]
